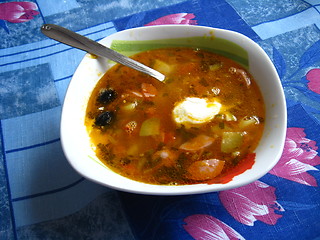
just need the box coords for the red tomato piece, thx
[124,121,137,134]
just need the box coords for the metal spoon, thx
[41,24,165,82]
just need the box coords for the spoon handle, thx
[41,24,165,82]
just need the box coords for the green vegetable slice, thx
[221,132,244,153]
[139,117,160,136]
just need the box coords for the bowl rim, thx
[60,25,287,195]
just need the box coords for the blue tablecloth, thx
[1,0,320,239]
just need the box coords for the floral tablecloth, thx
[1,0,320,239]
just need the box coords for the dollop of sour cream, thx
[173,97,221,127]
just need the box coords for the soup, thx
[85,47,265,185]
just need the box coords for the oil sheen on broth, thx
[85,47,265,185]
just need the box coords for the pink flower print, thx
[219,181,284,226]
[183,214,245,240]
[269,127,320,186]
[145,13,197,26]
[0,2,39,23]
[306,68,320,94]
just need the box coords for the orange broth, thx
[85,47,265,185]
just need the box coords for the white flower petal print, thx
[270,127,320,186]
[286,159,319,175]
[219,181,283,226]
[224,192,269,226]
[183,214,245,240]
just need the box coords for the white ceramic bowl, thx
[60,25,287,195]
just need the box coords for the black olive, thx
[97,88,117,104]
[94,111,114,126]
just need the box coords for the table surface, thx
[1,0,320,239]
